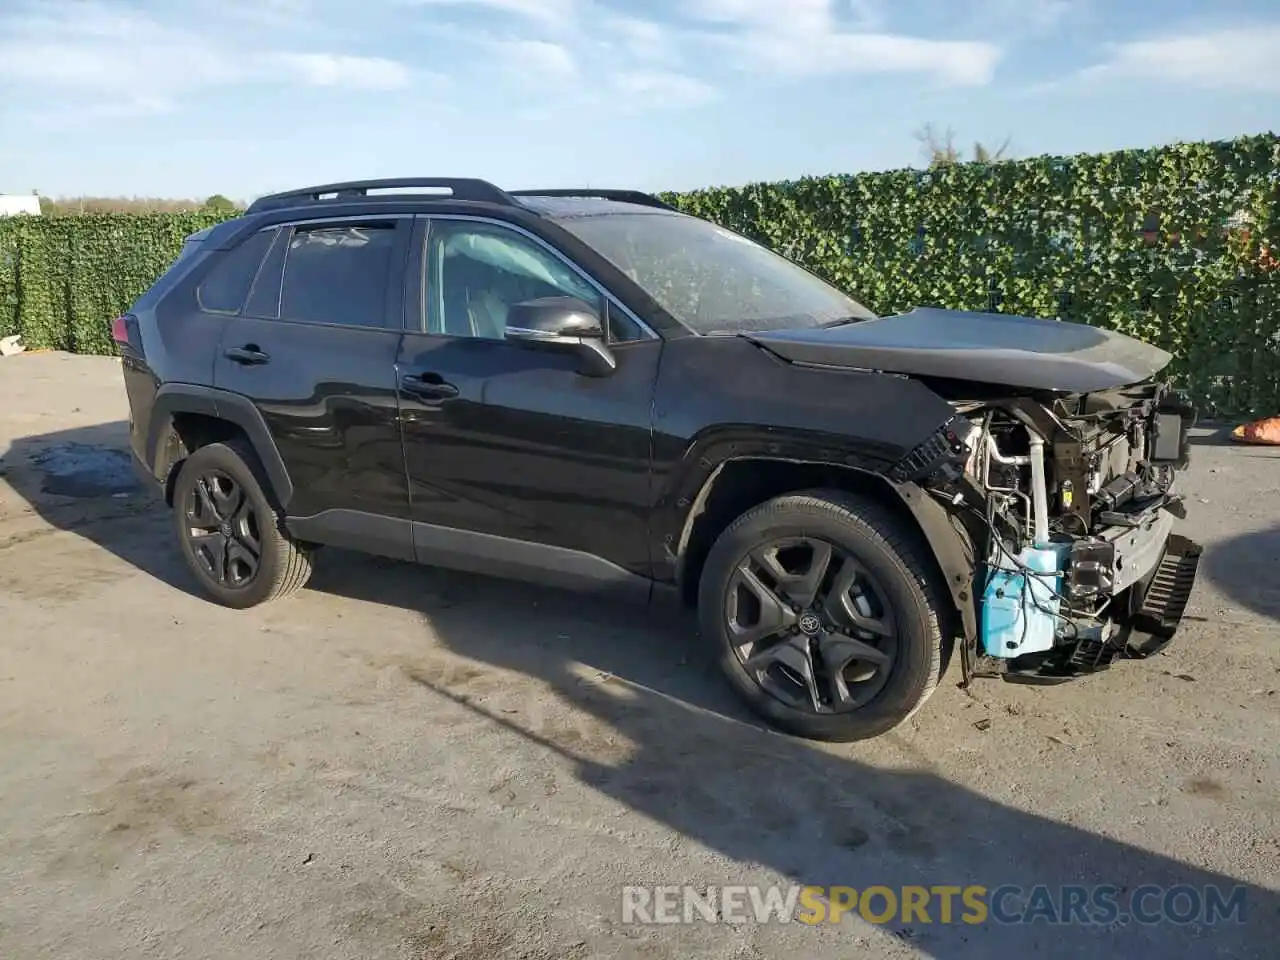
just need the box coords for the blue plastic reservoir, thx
[981,545,1065,658]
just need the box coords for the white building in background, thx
[0,195,41,216]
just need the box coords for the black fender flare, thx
[670,457,977,643]
[145,383,294,508]
[892,481,978,644]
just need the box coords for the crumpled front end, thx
[893,379,1202,683]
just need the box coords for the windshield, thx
[553,212,876,334]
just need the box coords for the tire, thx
[171,440,313,609]
[697,489,945,742]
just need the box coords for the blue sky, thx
[0,0,1277,201]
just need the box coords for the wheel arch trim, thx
[672,456,977,643]
[146,383,294,509]
[892,481,978,644]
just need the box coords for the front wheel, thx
[698,489,946,741]
[172,441,313,609]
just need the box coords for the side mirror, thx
[506,297,616,378]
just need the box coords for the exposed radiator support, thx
[1027,430,1050,546]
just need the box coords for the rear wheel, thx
[172,441,313,608]
[698,489,945,741]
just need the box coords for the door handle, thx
[401,372,459,401]
[224,344,271,365]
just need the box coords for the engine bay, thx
[902,380,1201,684]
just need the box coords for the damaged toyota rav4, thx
[116,178,1200,741]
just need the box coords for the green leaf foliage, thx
[0,212,231,355]
[661,134,1280,418]
[2,134,1277,416]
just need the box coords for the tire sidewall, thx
[699,496,939,741]
[172,443,285,609]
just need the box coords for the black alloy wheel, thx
[698,490,946,742]
[182,469,262,590]
[725,536,898,714]
[171,440,313,609]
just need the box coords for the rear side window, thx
[196,229,276,314]
[278,224,397,327]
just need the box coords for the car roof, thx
[243,179,678,216]
[199,180,685,250]
[511,195,679,219]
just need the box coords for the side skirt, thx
[286,509,654,604]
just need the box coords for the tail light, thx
[110,314,144,360]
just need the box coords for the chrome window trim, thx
[421,213,660,342]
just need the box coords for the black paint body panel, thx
[646,335,959,580]
[214,318,407,519]
[396,334,659,575]
[746,308,1174,393]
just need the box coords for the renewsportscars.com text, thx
[621,883,1248,927]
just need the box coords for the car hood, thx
[741,307,1173,393]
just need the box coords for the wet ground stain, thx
[28,443,141,498]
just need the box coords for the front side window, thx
[425,220,606,340]
[278,224,397,327]
[553,212,877,335]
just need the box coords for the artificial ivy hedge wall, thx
[2,134,1277,415]
[0,213,227,356]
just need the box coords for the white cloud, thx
[272,53,414,90]
[615,70,719,108]
[208,0,318,29]
[739,32,999,84]
[967,0,1078,35]
[408,0,576,27]
[603,15,672,63]
[0,3,237,94]
[491,39,578,80]
[413,10,715,111]
[1016,0,1075,32]
[0,0,418,112]
[1080,25,1280,91]
[686,0,1002,85]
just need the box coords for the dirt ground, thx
[0,351,1276,960]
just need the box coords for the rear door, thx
[213,216,412,555]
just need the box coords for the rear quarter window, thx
[196,229,277,315]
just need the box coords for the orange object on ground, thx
[1231,416,1280,444]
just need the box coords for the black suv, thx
[115,177,1201,741]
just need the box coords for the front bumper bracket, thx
[974,532,1203,684]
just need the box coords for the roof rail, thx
[246,178,515,214]
[507,189,676,211]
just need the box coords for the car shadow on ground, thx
[6,423,1279,959]
[312,553,1278,959]
[1189,424,1280,454]
[1188,424,1239,447]
[0,422,197,593]
[1201,524,1280,621]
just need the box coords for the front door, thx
[395,215,660,593]
[214,216,412,555]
